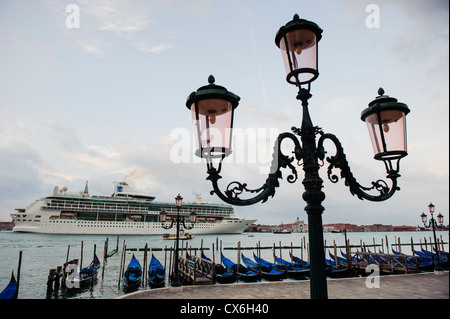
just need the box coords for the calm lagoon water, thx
[0,230,447,299]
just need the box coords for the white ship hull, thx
[12,216,256,235]
[11,182,256,235]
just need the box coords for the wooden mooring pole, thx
[118,240,126,288]
[62,245,70,289]
[80,241,84,272]
[47,269,56,294]
[16,250,22,299]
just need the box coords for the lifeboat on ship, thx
[60,212,77,219]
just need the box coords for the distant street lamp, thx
[160,194,197,287]
[186,14,410,299]
[420,202,444,271]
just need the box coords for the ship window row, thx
[46,219,218,226]
[46,220,217,229]
[163,209,231,218]
[164,207,231,214]
[45,201,149,213]
[44,207,149,214]
[74,213,159,223]
[50,220,148,227]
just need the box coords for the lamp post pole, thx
[172,197,182,287]
[298,89,327,298]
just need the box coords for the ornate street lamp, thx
[160,194,197,287]
[186,14,410,299]
[420,212,428,225]
[437,213,444,225]
[420,203,444,271]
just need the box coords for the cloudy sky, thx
[0,0,448,226]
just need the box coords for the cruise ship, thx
[11,181,256,235]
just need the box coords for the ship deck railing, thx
[42,205,232,218]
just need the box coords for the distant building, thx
[393,225,417,231]
[247,220,424,233]
[323,223,363,232]
[361,224,394,232]
[245,224,262,232]
[260,225,275,232]
[286,217,308,233]
[245,217,308,233]
[0,221,14,230]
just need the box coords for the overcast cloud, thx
[0,0,448,227]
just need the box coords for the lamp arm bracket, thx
[161,219,175,230]
[426,219,438,228]
[317,132,401,202]
[181,217,195,230]
[206,132,302,206]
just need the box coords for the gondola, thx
[0,272,17,299]
[73,253,100,287]
[325,258,350,278]
[291,252,349,278]
[253,253,285,271]
[201,252,236,284]
[148,254,165,287]
[274,255,309,279]
[241,254,284,281]
[214,264,237,284]
[417,249,448,269]
[392,249,433,271]
[328,252,349,265]
[289,252,310,268]
[123,254,142,290]
[221,254,261,282]
[340,250,358,263]
[414,249,434,260]
[421,249,448,262]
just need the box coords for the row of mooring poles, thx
[47,239,108,295]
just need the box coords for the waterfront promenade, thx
[120,271,448,299]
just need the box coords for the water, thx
[0,230,448,299]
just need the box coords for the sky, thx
[0,0,448,227]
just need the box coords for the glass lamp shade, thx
[428,202,435,213]
[275,14,323,86]
[361,88,410,161]
[420,212,427,224]
[189,212,197,224]
[437,213,444,224]
[186,75,240,159]
[160,212,167,223]
[175,194,183,208]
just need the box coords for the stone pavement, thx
[119,271,448,299]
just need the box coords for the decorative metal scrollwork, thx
[206,127,402,205]
[317,133,400,202]
[206,132,302,206]
[161,215,195,230]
